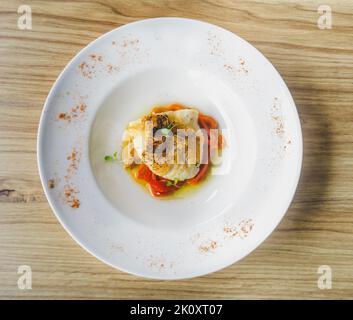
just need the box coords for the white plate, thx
[38,18,302,279]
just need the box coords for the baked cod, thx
[122,108,205,181]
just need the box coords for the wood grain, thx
[1,0,353,299]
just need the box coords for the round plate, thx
[38,18,302,279]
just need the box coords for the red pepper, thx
[136,164,176,197]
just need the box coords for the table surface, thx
[1,0,353,299]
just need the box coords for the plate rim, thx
[37,17,303,279]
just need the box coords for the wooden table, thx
[1,0,353,299]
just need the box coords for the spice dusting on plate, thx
[64,185,80,209]
[273,116,284,137]
[58,112,70,121]
[147,255,175,271]
[106,63,119,74]
[57,103,87,123]
[271,98,285,138]
[60,146,82,209]
[71,198,80,208]
[199,240,218,253]
[224,219,254,239]
[223,59,249,77]
[238,58,249,74]
[89,53,103,62]
[208,31,222,56]
[67,148,80,169]
[48,179,56,189]
[78,53,107,79]
[65,147,81,180]
[270,97,293,158]
[122,38,139,48]
[78,62,93,79]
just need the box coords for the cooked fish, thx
[122,108,204,181]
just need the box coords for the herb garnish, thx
[160,128,171,136]
[160,122,176,136]
[104,151,118,161]
[165,179,178,187]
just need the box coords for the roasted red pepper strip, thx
[198,113,218,130]
[136,164,175,196]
